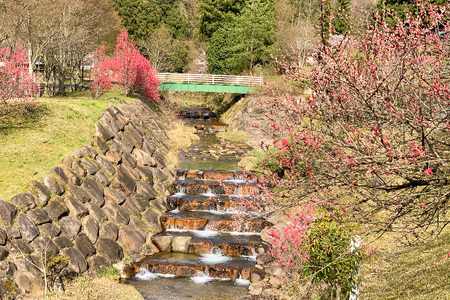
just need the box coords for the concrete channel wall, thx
[0,100,174,298]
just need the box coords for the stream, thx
[128,107,267,299]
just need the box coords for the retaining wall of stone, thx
[0,100,175,298]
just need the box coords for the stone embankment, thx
[0,100,175,298]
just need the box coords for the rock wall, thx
[0,100,175,298]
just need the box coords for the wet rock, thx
[152,235,172,252]
[81,178,105,207]
[38,223,61,238]
[27,208,51,225]
[136,181,158,200]
[96,238,123,262]
[82,216,99,244]
[94,123,115,141]
[53,236,73,249]
[86,202,107,223]
[74,233,96,257]
[59,216,81,239]
[118,225,146,255]
[42,175,65,195]
[103,200,129,225]
[64,196,88,218]
[100,222,118,241]
[11,193,36,212]
[81,158,100,175]
[61,247,87,274]
[94,170,111,187]
[27,181,50,207]
[5,227,21,239]
[45,198,69,221]
[105,149,121,165]
[103,187,126,205]
[71,160,87,177]
[94,136,109,154]
[0,200,18,225]
[96,155,116,175]
[117,165,137,193]
[50,166,82,186]
[132,148,155,167]
[17,214,39,242]
[30,236,59,257]
[171,236,192,252]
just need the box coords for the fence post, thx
[212,74,215,85]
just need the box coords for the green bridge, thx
[157,73,263,94]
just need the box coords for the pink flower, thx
[282,139,288,147]
[424,168,433,176]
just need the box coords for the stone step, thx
[175,169,257,182]
[179,108,217,120]
[161,211,269,233]
[133,252,254,280]
[166,194,259,212]
[153,231,262,257]
[171,179,259,196]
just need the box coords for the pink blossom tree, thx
[91,45,112,99]
[92,31,159,101]
[0,45,38,104]
[262,2,450,245]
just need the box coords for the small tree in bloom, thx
[91,45,112,99]
[0,45,38,103]
[91,31,159,101]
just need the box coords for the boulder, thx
[64,196,88,218]
[96,238,123,262]
[81,146,98,159]
[42,175,65,195]
[105,149,122,165]
[50,166,82,186]
[248,283,263,296]
[45,199,69,221]
[117,165,137,193]
[121,199,141,216]
[80,158,100,175]
[0,200,18,225]
[129,195,150,212]
[87,254,111,272]
[96,155,116,175]
[59,216,81,239]
[94,123,115,141]
[94,170,111,187]
[121,152,137,168]
[30,236,59,257]
[14,272,45,297]
[71,160,87,177]
[17,214,39,242]
[143,208,162,232]
[142,137,156,155]
[53,236,73,249]
[123,124,143,148]
[103,187,126,205]
[94,136,109,154]
[11,193,36,212]
[61,247,87,274]
[257,252,274,265]
[171,236,192,252]
[68,184,90,203]
[152,235,172,252]
[38,223,61,238]
[81,178,105,207]
[82,216,99,244]
[62,155,75,167]
[27,181,50,207]
[5,227,21,239]
[99,222,118,241]
[136,181,158,200]
[74,233,96,257]
[9,239,32,255]
[102,200,129,225]
[135,165,154,185]
[132,148,155,167]
[86,202,107,223]
[118,225,146,254]
[27,208,51,225]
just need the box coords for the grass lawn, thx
[0,91,115,200]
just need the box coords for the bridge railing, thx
[157,73,263,86]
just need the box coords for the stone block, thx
[136,181,158,200]
[105,149,121,165]
[30,236,59,257]
[61,247,87,274]
[122,199,141,216]
[5,227,21,239]
[81,146,98,159]
[96,238,123,262]
[152,235,172,252]
[64,196,88,218]
[96,155,116,175]
[100,222,118,241]
[74,233,96,257]
[118,225,145,255]
[87,254,111,272]
[17,214,39,242]
[50,166,82,186]
[0,200,18,225]
[82,216,99,244]
[135,165,154,185]
[45,198,69,221]
[103,200,129,225]
[27,181,50,207]
[94,123,115,141]
[59,216,81,239]
[81,178,104,207]
[132,148,155,167]
[171,236,192,252]
[80,158,100,175]
[9,239,32,255]
[94,136,109,154]
[94,171,111,187]
[11,193,36,212]
[103,187,126,205]
[42,175,65,196]
[123,124,143,148]
[121,152,137,168]
[53,236,73,249]
[38,223,61,238]
[27,208,51,225]
[68,184,90,203]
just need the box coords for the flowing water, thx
[128,107,267,300]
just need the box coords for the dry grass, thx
[165,121,199,170]
[35,277,143,300]
[360,228,450,299]
[0,96,111,200]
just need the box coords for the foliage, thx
[265,2,450,244]
[91,31,160,101]
[91,46,112,99]
[0,45,38,103]
[207,0,276,74]
[98,267,121,282]
[268,206,362,297]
